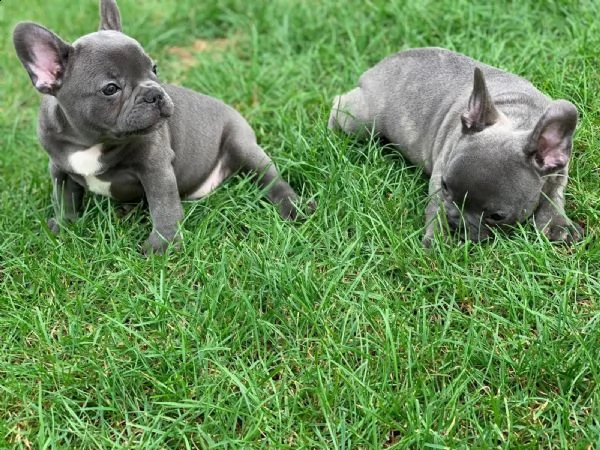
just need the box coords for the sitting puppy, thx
[13,0,306,254]
[329,47,582,246]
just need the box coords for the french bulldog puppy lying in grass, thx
[329,48,582,246]
[14,0,308,254]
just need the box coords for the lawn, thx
[1,0,599,448]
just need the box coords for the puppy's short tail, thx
[327,88,371,138]
[327,95,344,130]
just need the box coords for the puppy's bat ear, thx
[13,22,72,96]
[525,100,578,174]
[461,68,501,132]
[99,0,122,32]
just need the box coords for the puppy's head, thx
[440,68,578,241]
[12,0,173,140]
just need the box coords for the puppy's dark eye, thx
[152,64,158,75]
[441,179,448,192]
[488,213,506,222]
[101,83,121,96]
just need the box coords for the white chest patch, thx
[186,160,229,199]
[84,175,112,197]
[68,144,112,197]
[68,144,104,176]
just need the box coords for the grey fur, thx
[13,0,306,254]
[329,47,582,246]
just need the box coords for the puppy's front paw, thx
[422,230,450,248]
[278,197,316,221]
[141,230,181,256]
[276,192,300,220]
[422,233,434,248]
[47,218,61,235]
[543,219,584,243]
[422,221,443,248]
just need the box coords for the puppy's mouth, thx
[115,91,174,138]
[119,116,168,137]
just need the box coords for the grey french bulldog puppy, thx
[329,48,582,246]
[13,0,307,254]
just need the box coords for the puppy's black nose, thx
[143,88,163,104]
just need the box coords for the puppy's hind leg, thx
[327,87,374,138]
[225,122,303,220]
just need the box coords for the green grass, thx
[1,0,599,447]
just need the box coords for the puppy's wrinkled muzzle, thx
[139,82,174,118]
[142,87,163,104]
[157,94,174,118]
